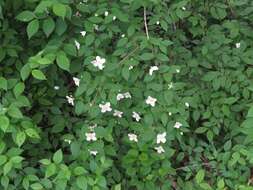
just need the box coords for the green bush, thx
[1,0,253,189]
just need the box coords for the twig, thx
[143,7,150,40]
[119,46,139,65]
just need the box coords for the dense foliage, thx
[1,0,253,189]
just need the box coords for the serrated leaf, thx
[53,149,63,164]
[43,17,55,37]
[25,128,40,139]
[16,11,34,22]
[27,19,39,39]
[53,3,66,18]
[56,51,70,71]
[32,69,46,80]
[0,77,7,90]
[0,115,9,132]
[76,176,87,190]
[196,169,205,184]
[16,131,26,147]
[13,82,25,98]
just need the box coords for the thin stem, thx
[119,46,139,65]
[143,6,150,40]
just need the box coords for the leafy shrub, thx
[1,0,253,189]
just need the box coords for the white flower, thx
[73,77,80,87]
[182,6,186,10]
[132,112,141,122]
[54,86,60,90]
[66,95,74,106]
[85,132,97,141]
[176,69,180,73]
[129,66,133,70]
[113,16,117,20]
[94,13,98,17]
[185,102,190,107]
[89,150,98,156]
[180,132,183,135]
[155,146,165,154]
[91,56,106,70]
[116,93,124,101]
[146,96,157,107]
[113,110,123,118]
[121,34,125,38]
[99,102,112,113]
[174,122,182,129]
[157,132,166,144]
[64,139,71,144]
[74,40,80,50]
[104,11,109,16]
[156,21,160,25]
[168,82,173,89]
[80,31,86,37]
[236,43,240,48]
[128,133,138,142]
[149,66,159,75]
[124,92,131,99]
[169,112,172,116]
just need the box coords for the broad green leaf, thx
[56,51,70,71]
[32,69,46,80]
[20,64,31,81]
[13,82,25,98]
[10,156,24,164]
[3,161,12,175]
[196,169,205,184]
[16,131,26,147]
[0,115,9,132]
[53,3,66,18]
[43,17,55,37]
[8,105,23,119]
[76,176,87,190]
[45,163,56,178]
[30,183,43,190]
[25,128,40,139]
[0,77,7,90]
[27,19,39,39]
[53,149,63,164]
[139,53,154,61]
[16,11,34,22]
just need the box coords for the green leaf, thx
[45,163,56,178]
[196,169,205,184]
[25,128,40,139]
[13,82,25,98]
[8,105,23,119]
[10,156,24,164]
[20,64,31,81]
[32,69,46,80]
[76,176,87,190]
[3,161,12,175]
[122,66,130,81]
[56,51,70,71]
[0,76,7,90]
[16,131,26,147]
[0,115,9,132]
[0,155,7,166]
[27,19,39,39]
[53,3,66,18]
[53,149,63,164]
[247,106,253,118]
[16,11,34,22]
[139,53,154,61]
[30,183,43,190]
[43,17,55,37]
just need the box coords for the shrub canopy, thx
[1,0,253,189]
